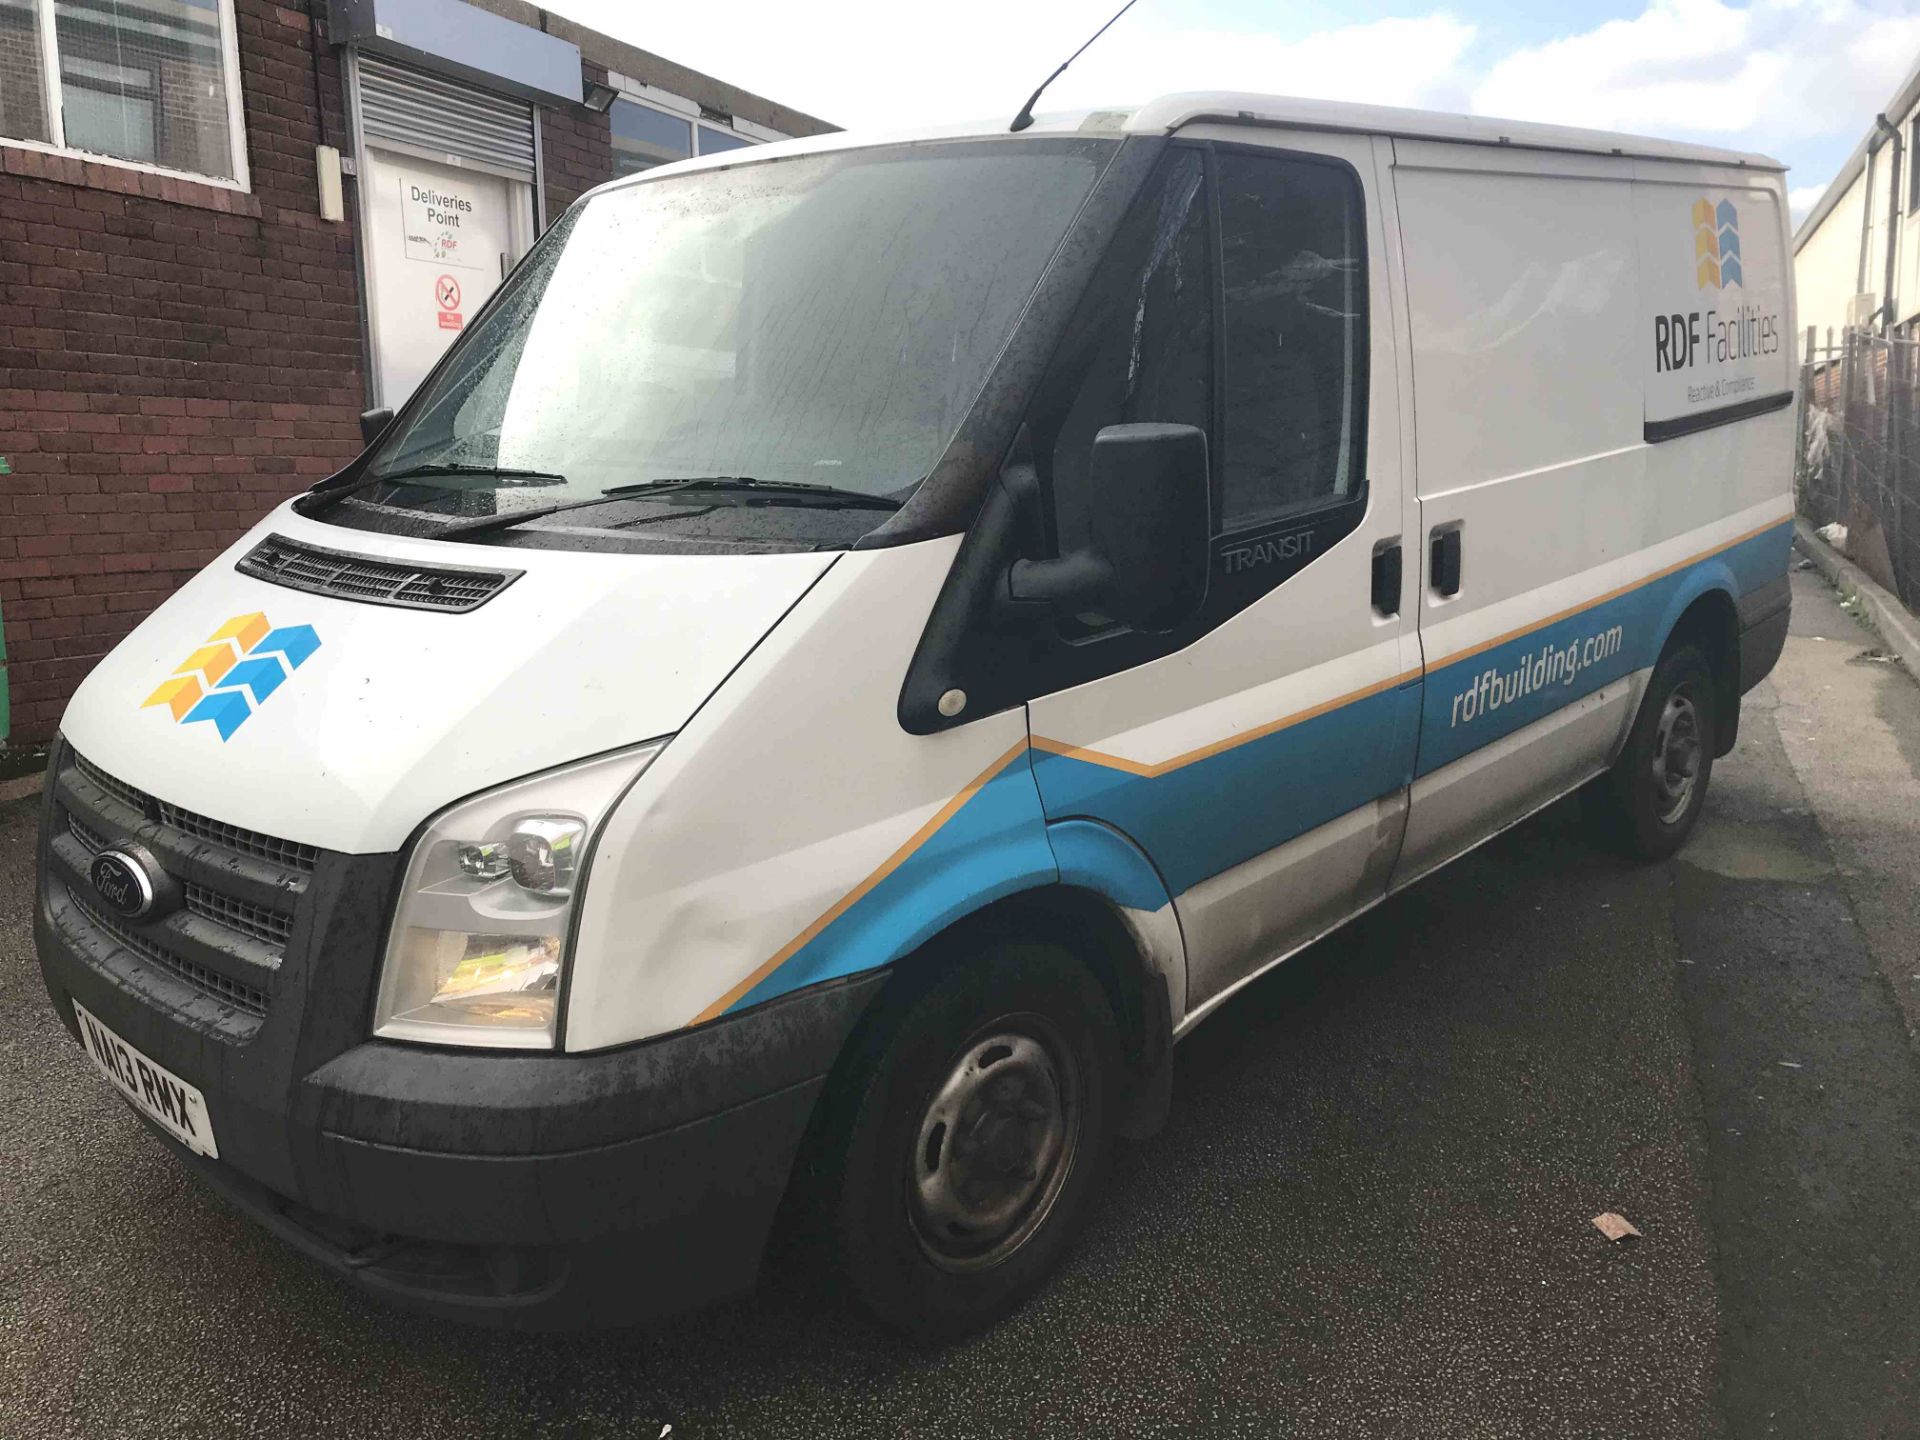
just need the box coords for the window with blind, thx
[0,0,246,185]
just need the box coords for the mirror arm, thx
[1006,550,1111,606]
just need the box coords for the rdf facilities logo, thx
[1693,199,1741,289]
[142,612,321,740]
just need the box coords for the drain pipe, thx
[1875,114,1903,332]
[1859,128,1880,303]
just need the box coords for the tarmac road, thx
[2,565,1916,1439]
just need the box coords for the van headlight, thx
[372,742,666,1049]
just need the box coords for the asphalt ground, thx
[2,566,1916,1438]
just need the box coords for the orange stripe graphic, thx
[689,739,1032,1026]
[1030,665,1422,779]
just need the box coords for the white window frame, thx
[7,0,251,192]
[605,71,785,160]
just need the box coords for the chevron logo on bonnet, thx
[142,612,321,740]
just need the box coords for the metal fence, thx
[1796,325,1920,608]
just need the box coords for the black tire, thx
[1584,643,1717,860]
[802,937,1122,1340]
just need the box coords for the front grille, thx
[69,892,270,1018]
[73,752,147,814]
[68,812,110,854]
[71,750,317,872]
[57,749,315,1028]
[237,532,521,612]
[156,800,318,873]
[70,815,295,948]
[183,884,294,947]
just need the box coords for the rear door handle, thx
[1430,526,1462,597]
[1370,540,1402,616]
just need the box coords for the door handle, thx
[1370,540,1402,616]
[1430,525,1462,597]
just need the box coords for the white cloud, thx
[1788,184,1828,224]
[1472,0,1920,166]
[1038,14,1481,118]
[541,0,1909,193]
[541,1,1477,132]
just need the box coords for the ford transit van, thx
[35,94,1795,1337]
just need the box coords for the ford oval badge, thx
[90,850,157,920]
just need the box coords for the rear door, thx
[1024,131,1420,1021]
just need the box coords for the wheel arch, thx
[806,817,1186,1157]
[774,867,1185,1265]
[1652,574,1743,756]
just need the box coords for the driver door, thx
[1024,132,1421,1022]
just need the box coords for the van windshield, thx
[355,137,1117,539]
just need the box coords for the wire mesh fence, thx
[1797,325,1920,610]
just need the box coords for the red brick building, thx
[0,0,829,746]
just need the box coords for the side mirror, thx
[359,407,394,447]
[1008,422,1212,634]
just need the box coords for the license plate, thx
[72,1000,219,1159]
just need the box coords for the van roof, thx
[1119,93,1785,172]
[596,92,1783,198]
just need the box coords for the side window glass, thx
[1216,151,1366,530]
[1040,148,1212,560]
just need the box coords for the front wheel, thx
[1584,643,1716,860]
[805,938,1121,1339]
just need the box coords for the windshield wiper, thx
[425,495,631,539]
[378,462,570,486]
[313,474,904,542]
[606,477,903,510]
[302,462,568,516]
[428,477,905,541]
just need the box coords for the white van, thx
[35,94,1794,1337]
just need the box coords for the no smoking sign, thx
[435,273,463,331]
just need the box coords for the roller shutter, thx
[356,53,536,181]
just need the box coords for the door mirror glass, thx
[1009,422,1212,634]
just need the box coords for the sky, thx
[543,0,1920,229]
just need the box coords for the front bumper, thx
[123,979,882,1328]
[34,743,885,1328]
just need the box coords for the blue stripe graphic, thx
[1031,681,1420,898]
[716,520,1789,1017]
[722,749,1057,1013]
[1416,521,1789,774]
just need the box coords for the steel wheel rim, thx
[907,1015,1081,1274]
[1651,685,1703,825]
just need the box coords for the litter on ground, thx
[1592,1212,1642,1242]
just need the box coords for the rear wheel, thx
[1585,643,1716,860]
[805,938,1121,1339]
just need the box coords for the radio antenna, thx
[1010,0,1142,133]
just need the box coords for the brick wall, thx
[0,0,365,746]
[541,61,616,219]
